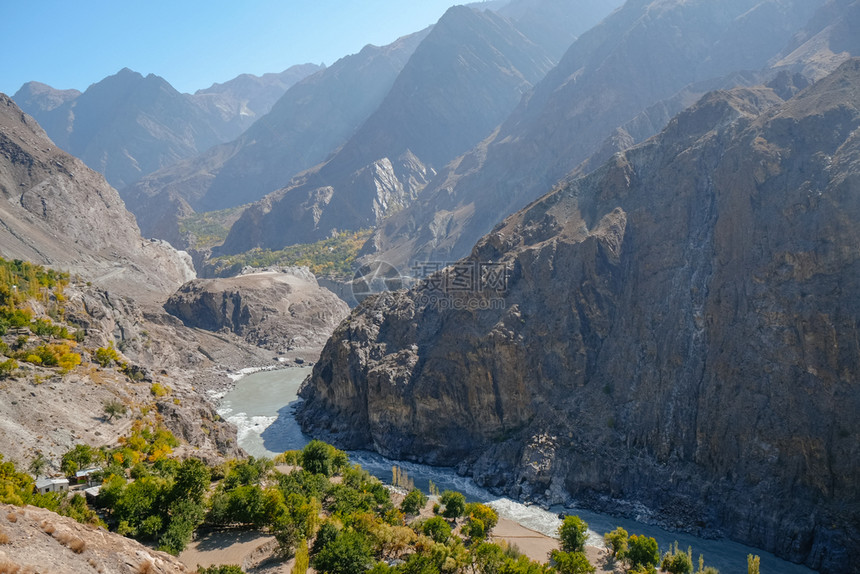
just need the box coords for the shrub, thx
[103,399,126,422]
[421,516,452,543]
[603,527,628,560]
[150,383,169,397]
[0,359,17,378]
[400,488,428,515]
[197,567,243,574]
[57,351,81,373]
[0,529,8,544]
[94,345,120,367]
[550,550,595,574]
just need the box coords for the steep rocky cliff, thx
[0,93,194,302]
[164,268,349,351]
[297,61,860,573]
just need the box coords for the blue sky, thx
[1,1,466,96]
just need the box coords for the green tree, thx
[422,516,453,543]
[312,529,373,574]
[171,458,210,504]
[28,452,48,477]
[440,490,466,519]
[159,498,207,555]
[627,534,660,570]
[401,488,428,515]
[61,444,99,478]
[603,527,628,561]
[466,503,498,532]
[293,539,310,574]
[559,515,588,553]
[302,440,334,476]
[550,550,595,574]
[103,399,126,422]
[747,554,760,574]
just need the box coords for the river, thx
[218,368,817,574]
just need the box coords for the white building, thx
[34,477,69,495]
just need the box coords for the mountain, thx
[363,0,831,273]
[122,30,430,240]
[0,93,194,301]
[191,63,324,137]
[497,0,624,59]
[216,5,556,255]
[13,68,222,190]
[11,65,319,191]
[296,60,860,574]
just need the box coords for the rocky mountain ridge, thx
[216,4,556,255]
[361,0,835,273]
[12,64,320,191]
[296,60,860,573]
[0,93,194,303]
[120,30,430,247]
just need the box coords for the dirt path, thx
[179,530,275,570]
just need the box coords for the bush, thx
[551,550,595,574]
[421,516,452,543]
[661,542,693,574]
[94,344,120,367]
[0,359,17,378]
[559,515,588,553]
[103,399,126,422]
[400,488,428,515]
[603,527,628,560]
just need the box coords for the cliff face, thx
[164,269,349,351]
[0,94,194,302]
[297,61,860,573]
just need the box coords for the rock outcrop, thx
[297,61,860,573]
[0,93,195,303]
[164,268,350,351]
[0,503,189,573]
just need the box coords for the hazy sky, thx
[1,0,466,96]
